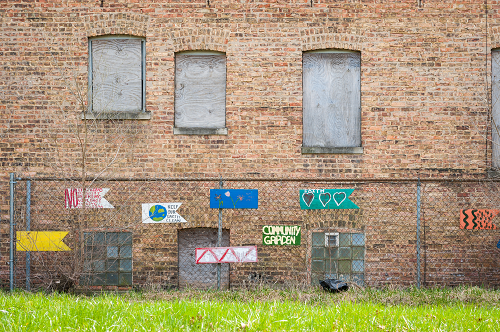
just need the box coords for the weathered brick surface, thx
[1,1,500,288]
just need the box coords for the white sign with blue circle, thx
[142,203,187,223]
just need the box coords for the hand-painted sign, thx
[460,209,499,230]
[195,246,258,264]
[65,188,114,209]
[17,231,71,251]
[300,189,359,210]
[263,225,301,245]
[142,203,187,223]
[210,189,258,209]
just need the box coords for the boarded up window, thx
[492,49,500,167]
[303,51,361,148]
[175,52,226,129]
[90,37,144,113]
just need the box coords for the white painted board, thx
[92,39,142,113]
[303,52,361,147]
[175,53,226,128]
[492,49,500,167]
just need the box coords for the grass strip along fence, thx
[0,286,499,331]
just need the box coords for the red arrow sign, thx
[195,246,258,264]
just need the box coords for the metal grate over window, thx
[81,232,133,286]
[311,232,365,286]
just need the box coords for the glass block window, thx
[81,232,133,286]
[311,231,364,286]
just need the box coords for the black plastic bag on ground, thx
[319,279,349,292]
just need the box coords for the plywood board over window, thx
[88,36,148,119]
[178,228,230,289]
[175,52,226,131]
[302,50,361,153]
[492,49,500,168]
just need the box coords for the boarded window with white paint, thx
[175,51,226,130]
[492,49,500,167]
[302,50,361,149]
[89,36,145,113]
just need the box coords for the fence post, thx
[26,180,31,291]
[217,177,223,290]
[416,176,421,289]
[9,173,16,291]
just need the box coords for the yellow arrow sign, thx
[16,231,71,251]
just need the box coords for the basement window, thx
[311,231,365,286]
[80,232,133,286]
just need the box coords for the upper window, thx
[174,51,227,135]
[302,50,362,154]
[88,36,147,118]
[492,49,500,167]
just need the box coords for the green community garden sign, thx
[262,225,301,245]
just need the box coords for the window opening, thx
[311,231,365,286]
[88,36,146,115]
[81,232,133,286]
[302,49,362,153]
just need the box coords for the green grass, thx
[0,286,499,331]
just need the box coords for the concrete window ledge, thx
[174,128,228,135]
[82,112,152,120]
[301,146,364,154]
[487,169,500,178]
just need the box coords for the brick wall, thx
[1,0,499,288]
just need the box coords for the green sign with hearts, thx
[299,189,359,210]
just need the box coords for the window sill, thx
[174,128,228,135]
[301,146,363,154]
[487,169,500,178]
[82,112,151,120]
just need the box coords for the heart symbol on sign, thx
[319,193,331,207]
[302,193,314,207]
[333,192,346,206]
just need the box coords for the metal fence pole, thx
[9,173,16,291]
[217,178,223,290]
[416,176,421,289]
[26,180,31,291]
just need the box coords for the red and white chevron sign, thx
[195,246,258,264]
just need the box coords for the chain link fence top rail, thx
[3,177,500,292]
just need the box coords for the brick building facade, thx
[1,1,500,289]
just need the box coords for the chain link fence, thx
[2,177,500,291]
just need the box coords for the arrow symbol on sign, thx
[65,188,114,209]
[16,231,71,251]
